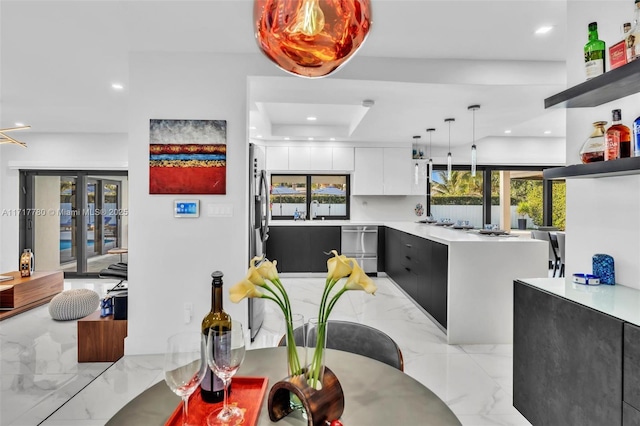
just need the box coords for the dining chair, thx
[278,320,404,371]
[531,230,560,277]
[556,232,566,277]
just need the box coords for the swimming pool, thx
[60,239,114,250]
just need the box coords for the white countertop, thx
[269,220,382,226]
[270,220,545,245]
[383,221,540,245]
[517,278,640,327]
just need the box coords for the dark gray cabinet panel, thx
[384,227,448,329]
[513,281,624,426]
[266,226,340,272]
[624,323,640,412]
[430,241,448,329]
[624,402,640,426]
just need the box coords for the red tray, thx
[165,376,269,426]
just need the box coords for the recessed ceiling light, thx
[111,83,124,90]
[306,116,317,121]
[504,130,512,134]
[257,134,263,138]
[544,130,552,134]
[15,122,25,127]
[535,26,553,35]
[330,137,336,141]
[284,137,290,140]
[308,137,314,140]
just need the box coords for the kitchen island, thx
[268,220,548,344]
[384,222,548,344]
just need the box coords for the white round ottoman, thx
[49,289,100,321]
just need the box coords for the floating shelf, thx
[543,157,640,180]
[544,60,640,109]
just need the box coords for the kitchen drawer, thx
[624,323,640,411]
[341,226,378,254]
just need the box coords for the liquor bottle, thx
[605,109,631,160]
[200,271,231,403]
[609,22,632,70]
[584,22,606,80]
[634,115,640,156]
[626,0,640,62]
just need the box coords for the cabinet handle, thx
[405,244,412,248]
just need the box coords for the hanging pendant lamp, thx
[426,128,435,182]
[413,135,421,185]
[444,118,455,181]
[254,0,372,78]
[468,105,480,177]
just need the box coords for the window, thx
[428,165,564,231]
[270,174,349,220]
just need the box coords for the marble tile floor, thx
[1,276,532,426]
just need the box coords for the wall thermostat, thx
[174,200,200,218]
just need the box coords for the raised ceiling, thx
[1,0,569,149]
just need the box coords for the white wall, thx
[564,1,640,289]
[0,133,128,273]
[125,52,278,355]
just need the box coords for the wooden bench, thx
[77,311,127,362]
[0,271,64,321]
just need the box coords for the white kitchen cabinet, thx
[288,146,311,170]
[332,147,354,171]
[353,147,384,195]
[309,146,333,170]
[352,147,412,195]
[266,146,289,171]
[383,147,412,195]
[266,145,354,172]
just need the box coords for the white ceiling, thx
[0,0,569,150]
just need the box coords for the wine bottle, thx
[200,271,231,403]
[605,109,631,160]
[626,0,640,62]
[584,22,605,80]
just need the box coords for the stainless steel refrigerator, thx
[248,143,267,341]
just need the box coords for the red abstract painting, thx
[149,119,227,194]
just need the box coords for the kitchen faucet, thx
[310,200,319,220]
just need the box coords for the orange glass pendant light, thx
[254,0,372,78]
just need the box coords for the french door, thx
[20,170,128,277]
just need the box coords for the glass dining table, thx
[106,346,461,425]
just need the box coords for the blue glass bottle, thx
[634,115,640,157]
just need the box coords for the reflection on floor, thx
[0,277,532,426]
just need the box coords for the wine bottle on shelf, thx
[605,109,631,160]
[200,270,231,403]
[584,22,606,80]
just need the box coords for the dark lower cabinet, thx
[514,280,624,426]
[266,226,341,272]
[384,227,448,329]
[624,323,640,425]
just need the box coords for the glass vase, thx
[286,314,306,413]
[305,318,327,390]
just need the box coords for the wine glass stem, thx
[223,378,231,412]
[182,396,189,425]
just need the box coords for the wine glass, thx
[206,320,246,426]
[163,331,208,426]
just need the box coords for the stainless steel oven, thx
[341,225,378,273]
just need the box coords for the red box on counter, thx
[609,40,627,70]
